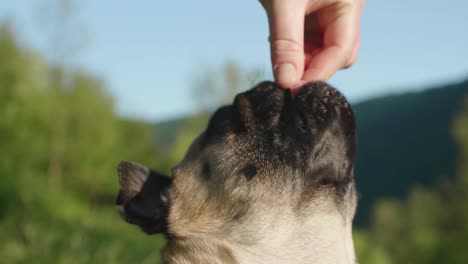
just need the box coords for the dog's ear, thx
[116,161,172,234]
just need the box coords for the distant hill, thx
[353,79,468,225]
[154,78,468,227]
[153,118,189,149]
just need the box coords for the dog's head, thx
[116,81,356,243]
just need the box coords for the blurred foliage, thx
[0,24,164,263]
[1,19,468,263]
[353,80,468,225]
[353,96,468,263]
[191,61,264,112]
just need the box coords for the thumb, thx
[267,1,305,88]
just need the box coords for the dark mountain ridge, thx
[353,79,467,225]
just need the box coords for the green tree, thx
[361,95,468,264]
[192,61,264,111]
[0,23,164,263]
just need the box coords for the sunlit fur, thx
[116,81,357,264]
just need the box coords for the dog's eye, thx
[240,164,257,181]
[201,162,211,181]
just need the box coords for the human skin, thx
[259,0,365,89]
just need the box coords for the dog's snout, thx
[232,81,350,135]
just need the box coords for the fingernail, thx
[274,63,296,86]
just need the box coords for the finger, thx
[344,36,360,68]
[267,0,306,88]
[302,4,358,81]
[302,47,348,81]
[345,0,364,68]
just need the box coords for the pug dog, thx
[116,81,357,264]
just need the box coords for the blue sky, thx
[1,0,468,121]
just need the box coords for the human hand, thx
[260,0,364,88]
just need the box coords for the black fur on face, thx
[203,81,356,197]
